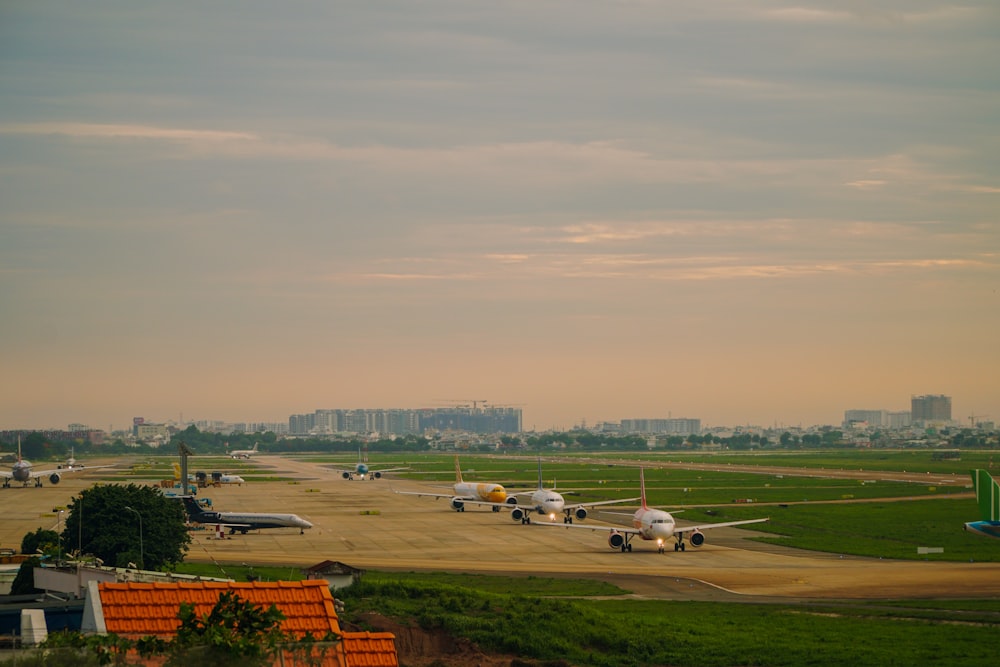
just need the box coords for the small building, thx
[302,560,366,590]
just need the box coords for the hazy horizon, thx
[2,2,998,432]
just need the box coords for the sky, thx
[1,1,998,432]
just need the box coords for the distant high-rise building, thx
[843,410,887,428]
[620,418,701,435]
[843,410,913,430]
[887,411,912,429]
[911,395,951,422]
[288,406,521,436]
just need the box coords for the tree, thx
[9,556,42,595]
[21,527,60,556]
[166,591,289,666]
[61,483,190,569]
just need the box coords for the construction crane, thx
[969,413,991,428]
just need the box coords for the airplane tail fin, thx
[536,457,544,491]
[180,495,203,519]
[972,469,999,521]
[252,442,259,452]
[454,455,463,483]
[172,462,182,480]
[16,435,22,462]
[639,468,649,510]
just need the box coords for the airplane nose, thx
[488,491,506,503]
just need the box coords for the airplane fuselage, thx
[195,510,312,532]
[529,489,565,517]
[454,481,507,504]
[631,507,677,544]
[215,512,310,530]
[11,461,32,483]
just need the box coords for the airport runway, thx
[3,455,999,602]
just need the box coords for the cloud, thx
[0,122,256,142]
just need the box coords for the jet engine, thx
[450,498,465,512]
[608,531,626,550]
[688,530,705,547]
[510,507,528,523]
[506,496,519,505]
[574,507,588,521]
[49,473,62,485]
[341,471,352,480]
[372,471,382,479]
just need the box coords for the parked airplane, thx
[228,442,259,459]
[337,448,408,480]
[2,438,108,488]
[394,455,518,512]
[508,458,640,524]
[180,496,312,535]
[964,469,1000,540]
[534,468,769,553]
[217,473,246,486]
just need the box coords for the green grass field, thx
[337,573,998,667]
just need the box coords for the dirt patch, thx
[354,612,564,667]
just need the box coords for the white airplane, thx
[228,442,259,459]
[393,455,518,512]
[59,446,82,470]
[217,473,245,485]
[336,448,408,480]
[2,437,109,488]
[508,458,640,524]
[535,467,769,553]
[180,496,312,535]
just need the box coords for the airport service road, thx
[4,456,999,602]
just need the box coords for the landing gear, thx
[520,516,531,525]
[563,515,573,524]
[673,540,686,552]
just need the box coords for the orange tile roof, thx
[339,631,399,667]
[93,579,398,667]
[97,579,340,639]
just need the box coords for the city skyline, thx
[2,3,998,431]
[0,392,980,435]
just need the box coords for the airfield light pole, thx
[124,506,143,570]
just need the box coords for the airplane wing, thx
[19,464,117,480]
[531,520,644,534]
[674,517,770,535]
[393,489,455,500]
[392,489,513,510]
[371,467,410,475]
[188,520,252,528]
[563,497,642,511]
[532,517,769,533]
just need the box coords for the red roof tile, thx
[94,579,398,667]
[97,579,341,639]
[340,631,399,667]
